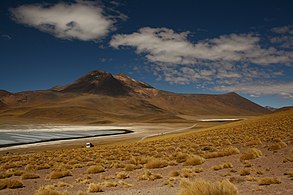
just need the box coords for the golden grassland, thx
[0,108,292,194]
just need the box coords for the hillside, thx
[0,103,291,195]
[0,69,270,124]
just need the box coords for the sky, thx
[0,0,292,108]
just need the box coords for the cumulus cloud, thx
[270,25,293,48]
[10,0,120,41]
[110,27,293,66]
[214,82,293,100]
[111,27,293,99]
[271,25,293,34]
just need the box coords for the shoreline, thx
[0,129,133,148]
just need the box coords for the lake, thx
[0,129,132,148]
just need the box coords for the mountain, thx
[265,106,277,111]
[60,70,130,96]
[0,69,270,124]
[0,90,12,98]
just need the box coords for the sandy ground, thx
[1,118,291,195]
[1,142,292,195]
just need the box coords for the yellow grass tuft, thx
[240,169,250,176]
[240,148,262,161]
[85,165,105,174]
[118,180,133,188]
[212,163,233,171]
[0,172,12,179]
[76,176,91,184]
[180,168,195,178]
[0,179,24,190]
[203,146,240,159]
[116,171,129,179]
[284,170,293,178]
[179,178,238,195]
[138,170,162,181]
[54,182,73,188]
[35,185,69,195]
[47,170,72,179]
[21,172,40,180]
[257,177,281,185]
[124,164,142,171]
[87,183,103,193]
[169,170,180,177]
[268,141,287,151]
[244,138,262,146]
[145,158,168,169]
[183,155,205,166]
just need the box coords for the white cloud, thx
[110,27,293,66]
[1,34,12,40]
[110,27,293,99]
[10,0,120,41]
[270,25,293,48]
[214,82,293,100]
[271,25,293,34]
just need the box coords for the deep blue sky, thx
[0,0,292,107]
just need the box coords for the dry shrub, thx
[240,169,250,176]
[183,155,205,166]
[240,148,262,161]
[0,179,24,190]
[87,183,103,193]
[124,164,141,171]
[170,170,180,177]
[179,178,238,195]
[73,164,85,169]
[284,170,293,177]
[242,160,253,167]
[36,164,51,170]
[0,172,12,179]
[138,170,162,181]
[193,167,204,173]
[54,182,73,188]
[229,177,245,184]
[180,168,195,178]
[6,169,24,176]
[118,180,133,188]
[163,177,176,187]
[245,176,256,182]
[257,177,281,185]
[212,163,233,171]
[203,146,240,159]
[35,185,69,195]
[100,175,115,180]
[174,152,188,163]
[283,156,293,163]
[268,141,287,151]
[145,158,168,169]
[21,172,40,180]
[47,170,72,179]
[244,138,262,146]
[116,171,129,179]
[76,176,91,184]
[86,165,105,174]
[77,190,86,195]
[101,181,118,187]
[25,164,36,171]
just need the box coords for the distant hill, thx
[0,69,270,124]
[265,106,277,111]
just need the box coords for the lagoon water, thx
[0,129,130,147]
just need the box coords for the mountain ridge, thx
[0,69,270,124]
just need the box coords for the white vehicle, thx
[86,142,94,148]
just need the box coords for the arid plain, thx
[0,70,292,195]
